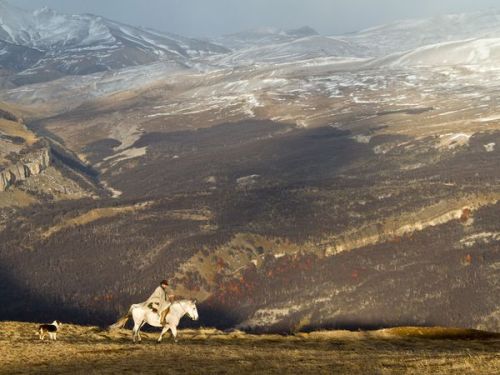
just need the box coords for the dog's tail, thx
[108,306,133,330]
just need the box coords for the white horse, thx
[109,299,199,343]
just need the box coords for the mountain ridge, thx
[0,1,228,85]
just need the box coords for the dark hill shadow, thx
[0,263,112,324]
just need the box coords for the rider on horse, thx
[145,279,175,325]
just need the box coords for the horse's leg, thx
[132,320,142,343]
[131,309,138,343]
[137,321,147,342]
[132,326,137,343]
[137,320,145,343]
[170,326,178,343]
[157,325,170,343]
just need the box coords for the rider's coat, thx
[145,285,172,312]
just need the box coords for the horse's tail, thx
[108,305,134,330]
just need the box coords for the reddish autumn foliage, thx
[464,254,472,265]
[460,208,472,223]
[390,236,402,243]
[208,252,319,309]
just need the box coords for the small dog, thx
[38,320,62,341]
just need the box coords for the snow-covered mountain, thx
[0,1,228,84]
[342,10,500,56]
[212,11,500,67]
[0,3,113,49]
[3,1,500,84]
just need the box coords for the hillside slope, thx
[0,8,499,334]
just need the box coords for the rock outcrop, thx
[0,148,51,191]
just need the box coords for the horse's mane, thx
[173,299,195,306]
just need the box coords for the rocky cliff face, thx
[0,148,50,191]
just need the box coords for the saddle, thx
[148,303,171,325]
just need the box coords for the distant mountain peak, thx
[286,26,319,38]
[33,6,58,18]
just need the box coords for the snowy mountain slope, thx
[0,2,115,49]
[103,20,228,59]
[215,26,319,50]
[0,1,227,55]
[342,10,500,56]
[215,10,500,60]
[0,1,228,84]
[0,61,186,113]
[212,10,500,67]
[212,35,364,66]
[379,38,500,68]
[3,1,500,85]
[0,39,43,71]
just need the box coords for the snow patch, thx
[237,174,260,187]
[461,232,500,247]
[104,146,147,165]
[101,180,122,198]
[484,142,496,152]
[351,135,372,144]
[437,133,472,150]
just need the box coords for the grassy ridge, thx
[1,322,499,374]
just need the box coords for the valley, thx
[0,1,498,335]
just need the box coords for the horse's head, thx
[185,299,199,321]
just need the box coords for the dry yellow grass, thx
[0,101,30,119]
[42,202,152,238]
[0,322,498,374]
[41,204,211,239]
[0,189,36,208]
[0,101,37,145]
[0,118,38,146]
